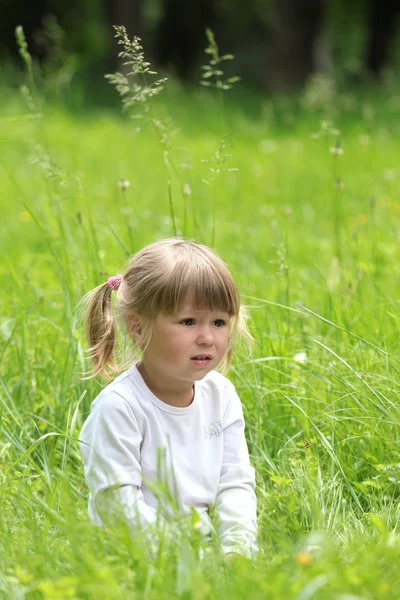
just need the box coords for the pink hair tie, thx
[107,274,123,291]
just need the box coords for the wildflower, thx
[311,120,341,139]
[15,566,34,584]
[200,29,240,91]
[202,135,236,186]
[379,195,392,208]
[183,184,192,197]
[251,164,264,178]
[334,178,343,190]
[283,205,293,217]
[260,205,274,217]
[119,178,131,191]
[384,169,397,182]
[19,211,31,222]
[330,141,343,156]
[180,159,190,171]
[105,26,167,113]
[259,139,277,154]
[193,520,202,531]
[358,134,371,146]
[295,552,312,566]
[294,352,308,364]
[355,213,368,225]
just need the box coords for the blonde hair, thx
[78,238,252,380]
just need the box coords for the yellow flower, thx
[295,552,312,566]
[19,211,31,222]
[378,196,392,208]
[15,565,34,583]
[355,213,368,225]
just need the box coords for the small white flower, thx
[259,205,274,217]
[283,205,293,217]
[251,164,264,178]
[259,139,277,154]
[358,134,371,146]
[183,183,192,197]
[119,178,131,190]
[384,169,397,182]
[334,178,343,190]
[294,351,308,364]
[330,142,343,156]
[270,219,278,231]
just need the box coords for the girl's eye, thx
[180,318,226,327]
[213,319,226,327]
[181,318,195,326]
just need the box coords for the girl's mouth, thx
[191,356,212,366]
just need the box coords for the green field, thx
[2,41,400,598]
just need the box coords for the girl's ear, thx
[127,313,142,341]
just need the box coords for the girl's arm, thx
[79,393,171,544]
[214,386,258,559]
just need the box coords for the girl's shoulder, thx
[201,368,235,390]
[89,367,140,414]
[198,369,237,406]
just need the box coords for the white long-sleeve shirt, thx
[79,362,258,558]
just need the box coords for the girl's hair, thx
[78,238,252,380]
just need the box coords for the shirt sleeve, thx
[79,391,168,537]
[95,484,176,556]
[214,385,258,559]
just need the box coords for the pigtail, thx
[80,282,119,380]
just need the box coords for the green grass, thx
[2,69,400,598]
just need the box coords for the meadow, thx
[2,29,400,599]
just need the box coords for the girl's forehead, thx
[177,292,229,315]
[177,304,229,315]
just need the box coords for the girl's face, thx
[141,294,231,386]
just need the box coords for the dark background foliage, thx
[1,0,400,91]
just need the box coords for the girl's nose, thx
[197,325,213,345]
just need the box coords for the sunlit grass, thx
[2,72,400,597]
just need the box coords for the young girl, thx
[78,238,258,559]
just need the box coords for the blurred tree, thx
[105,0,143,42]
[269,0,325,89]
[1,0,400,89]
[0,0,107,66]
[366,0,400,77]
[0,0,48,60]
[154,0,217,78]
[104,0,143,69]
[267,0,400,88]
